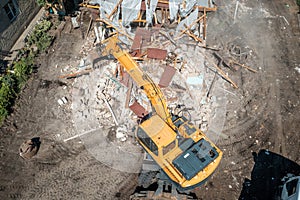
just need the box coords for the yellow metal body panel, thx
[140,115,176,149]
[140,121,223,188]
[138,116,223,188]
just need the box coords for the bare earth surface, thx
[0,0,299,199]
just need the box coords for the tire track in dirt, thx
[0,18,135,199]
[198,0,299,198]
[264,0,300,156]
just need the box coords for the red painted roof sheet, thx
[147,48,167,60]
[129,101,149,118]
[158,65,176,88]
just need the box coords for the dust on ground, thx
[0,0,299,199]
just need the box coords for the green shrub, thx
[0,19,53,123]
[0,75,17,121]
[13,52,34,87]
[26,20,53,52]
[36,0,46,7]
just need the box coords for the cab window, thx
[137,127,158,155]
[286,178,299,197]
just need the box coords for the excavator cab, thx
[136,114,222,189]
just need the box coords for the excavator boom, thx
[104,35,172,125]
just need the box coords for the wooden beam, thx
[175,14,206,39]
[203,8,207,40]
[79,3,100,9]
[125,80,133,108]
[196,6,217,12]
[183,24,203,43]
[107,0,123,19]
[97,19,133,40]
[231,60,258,73]
[59,69,92,79]
[85,17,93,39]
[203,54,238,89]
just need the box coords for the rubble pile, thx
[58,0,231,172]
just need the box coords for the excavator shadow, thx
[239,149,300,200]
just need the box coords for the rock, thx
[104,112,111,118]
[19,137,41,159]
[200,123,208,131]
[116,126,128,142]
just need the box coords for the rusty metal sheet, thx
[129,101,149,118]
[158,65,176,88]
[157,2,169,9]
[130,50,142,57]
[120,71,130,87]
[140,1,169,11]
[140,1,146,11]
[147,48,167,60]
[131,27,152,52]
[131,35,142,52]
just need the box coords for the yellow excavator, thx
[103,35,222,189]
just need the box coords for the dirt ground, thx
[0,0,299,199]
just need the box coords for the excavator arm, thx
[104,35,172,125]
[102,35,222,190]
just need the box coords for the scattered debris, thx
[203,53,239,89]
[71,16,80,29]
[58,97,68,105]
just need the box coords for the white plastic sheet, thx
[145,0,158,24]
[96,0,134,45]
[175,7,198,36]
[169,0,182,21]
[98,0,117,21]
[179,0,197,18]
[197,0,214,7]
[122,0,142,26]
